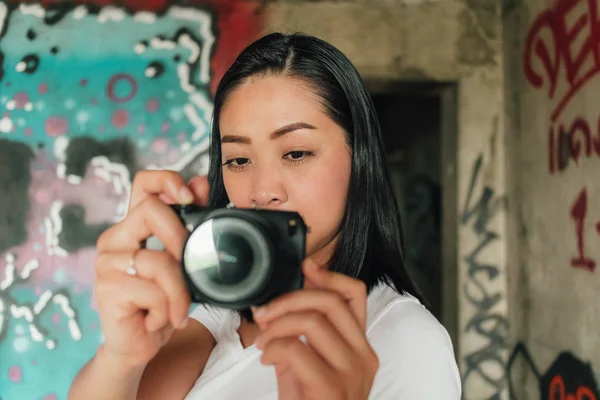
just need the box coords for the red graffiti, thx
[569,187,597,272]
[548,115,600,173]
[550,375,597,400]
[524,0,600,123]
[106,74,138,103]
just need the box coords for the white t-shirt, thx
[184,283,462,399]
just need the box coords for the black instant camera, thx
[146,204,307,310]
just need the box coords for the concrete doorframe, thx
[366,80,460,356]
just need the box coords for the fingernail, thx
[179,187,194,204]
[251,306,266,318]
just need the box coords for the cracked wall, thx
[504,0,600,397]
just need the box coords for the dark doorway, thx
[369,82,458,347]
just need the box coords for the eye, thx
[145,61,164,78]
[283,150,314,164]
[16,54,39,74]
[223,157,250,171]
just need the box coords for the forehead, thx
[220,76,325,124]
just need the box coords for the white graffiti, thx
[0,254,81,349]
[43,200,69,257]
[134,5,215,162]
[91,156,132,221]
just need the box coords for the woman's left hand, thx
[252,259,379,400]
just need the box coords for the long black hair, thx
[208,32,426,312]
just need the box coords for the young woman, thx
[69,32,461,399]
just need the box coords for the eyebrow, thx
[221,122,317,144]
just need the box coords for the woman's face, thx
[219,75,352,265]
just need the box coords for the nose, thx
[249,163,288,208]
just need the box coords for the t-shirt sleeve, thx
[367,300,462,399]
[188,304,226,340]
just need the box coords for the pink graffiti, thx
[4,153,124,288]
[151,137,169,154]
[146,98,159,112]
[9,365,22,382]
[111,109,129,129]
[45,116,68,137]
[35,190,50,205]
[13,92,30,108]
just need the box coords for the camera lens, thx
[208,232,253,284]
[182,217,272,302]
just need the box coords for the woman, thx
[69,32,461,399]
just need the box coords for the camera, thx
[146,204,307,310]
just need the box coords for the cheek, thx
[222,172,250,204]
[292,154,351,233]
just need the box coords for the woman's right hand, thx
[93,170,209,368]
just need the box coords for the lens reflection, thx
[184,219,254,285]
[209,233,253,284]
[183,216,271,303]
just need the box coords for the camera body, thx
[147,204,306,310]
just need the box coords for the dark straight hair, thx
[207,32,426,318]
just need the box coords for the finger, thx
[158,193,179,204]
[96,273,170,333]
[303,259,368,329]
[261,338,338,397]
[129,170,194,212]
[97,196,188,259]
[188,175,209,206]
[256,312,357,372]
[95,249,190,328]
[252,290,368,353]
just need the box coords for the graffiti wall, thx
[0,1,262,398]
[459,144,508,398]
[508,343,599,399]
[504,0,600,395]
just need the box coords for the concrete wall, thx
[504,0,600,397]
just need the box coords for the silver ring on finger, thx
[126,250,140,277]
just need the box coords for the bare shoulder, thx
[138,319,216,400]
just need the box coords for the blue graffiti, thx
[0,3,217,399]
[0,3,214,162]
